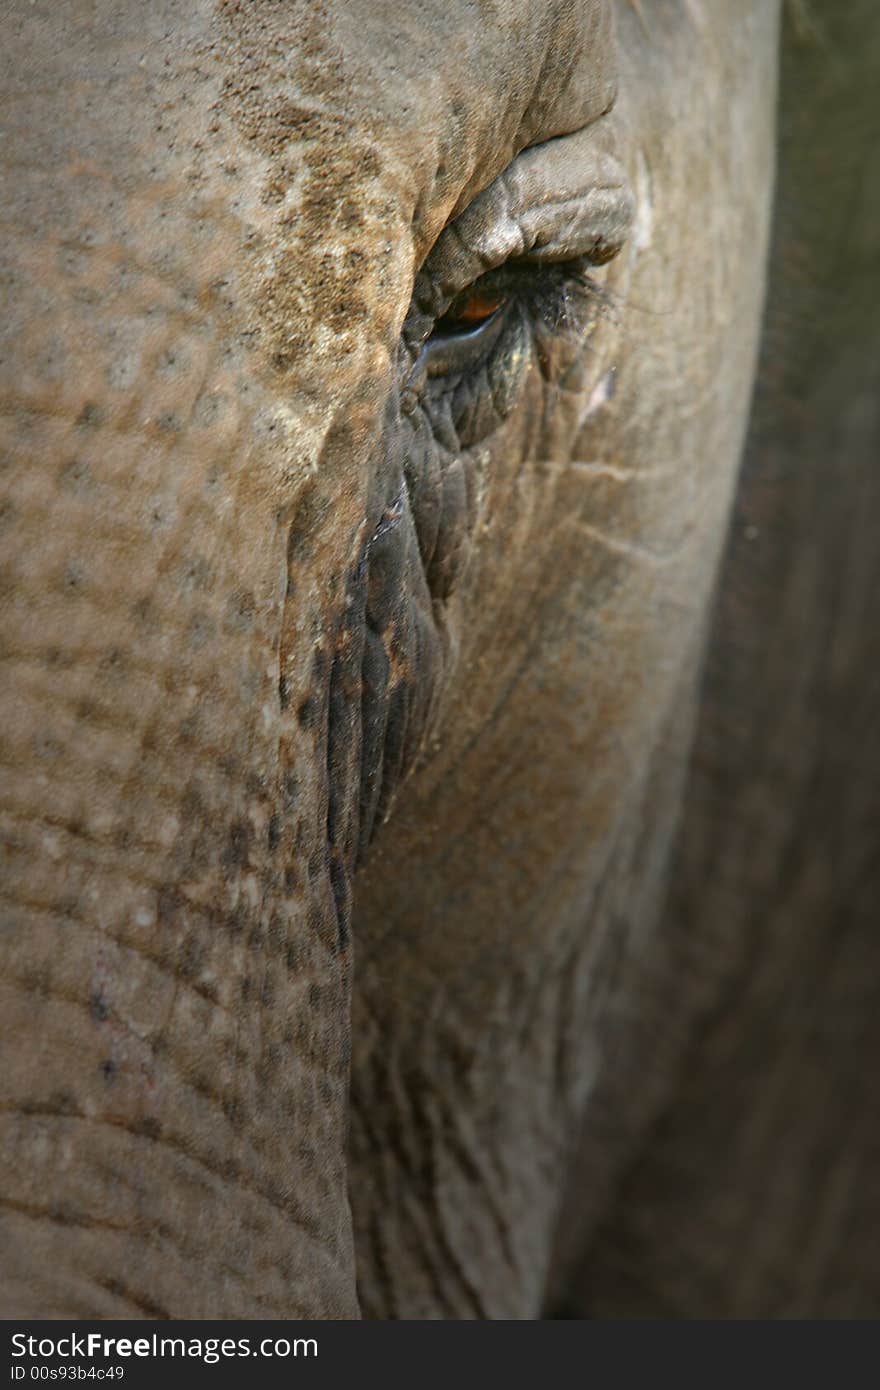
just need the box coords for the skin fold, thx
[556,0,880,1319]
[1,0,875,1319]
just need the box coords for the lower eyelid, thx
[420,299,512,378]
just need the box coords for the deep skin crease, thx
[1,0,876,1320]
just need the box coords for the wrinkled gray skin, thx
[1,0,877,1319]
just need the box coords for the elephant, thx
[1,0,878,1319]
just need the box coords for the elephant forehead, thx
[216,0,617,200]
[3,1,618,441]
[213,0,619,360]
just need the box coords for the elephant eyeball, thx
[435,287,507,336]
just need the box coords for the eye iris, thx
[438,287,506,333]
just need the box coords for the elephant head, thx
[2,0,782,1317]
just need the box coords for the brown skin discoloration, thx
[3,0,874,1322]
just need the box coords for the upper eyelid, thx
[415,121,634,321]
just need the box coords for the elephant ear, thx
[553,0,880,1319]
[0,4,360,1317]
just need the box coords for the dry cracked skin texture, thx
[0,0,776,1318]
[6,0,876,1322]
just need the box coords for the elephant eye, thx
[414,264,522,379]
[414,255,604,388]
[402,125,634,435]
[433,286,508,337]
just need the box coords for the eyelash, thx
[501,257,608,334]
[425,256,610,374]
